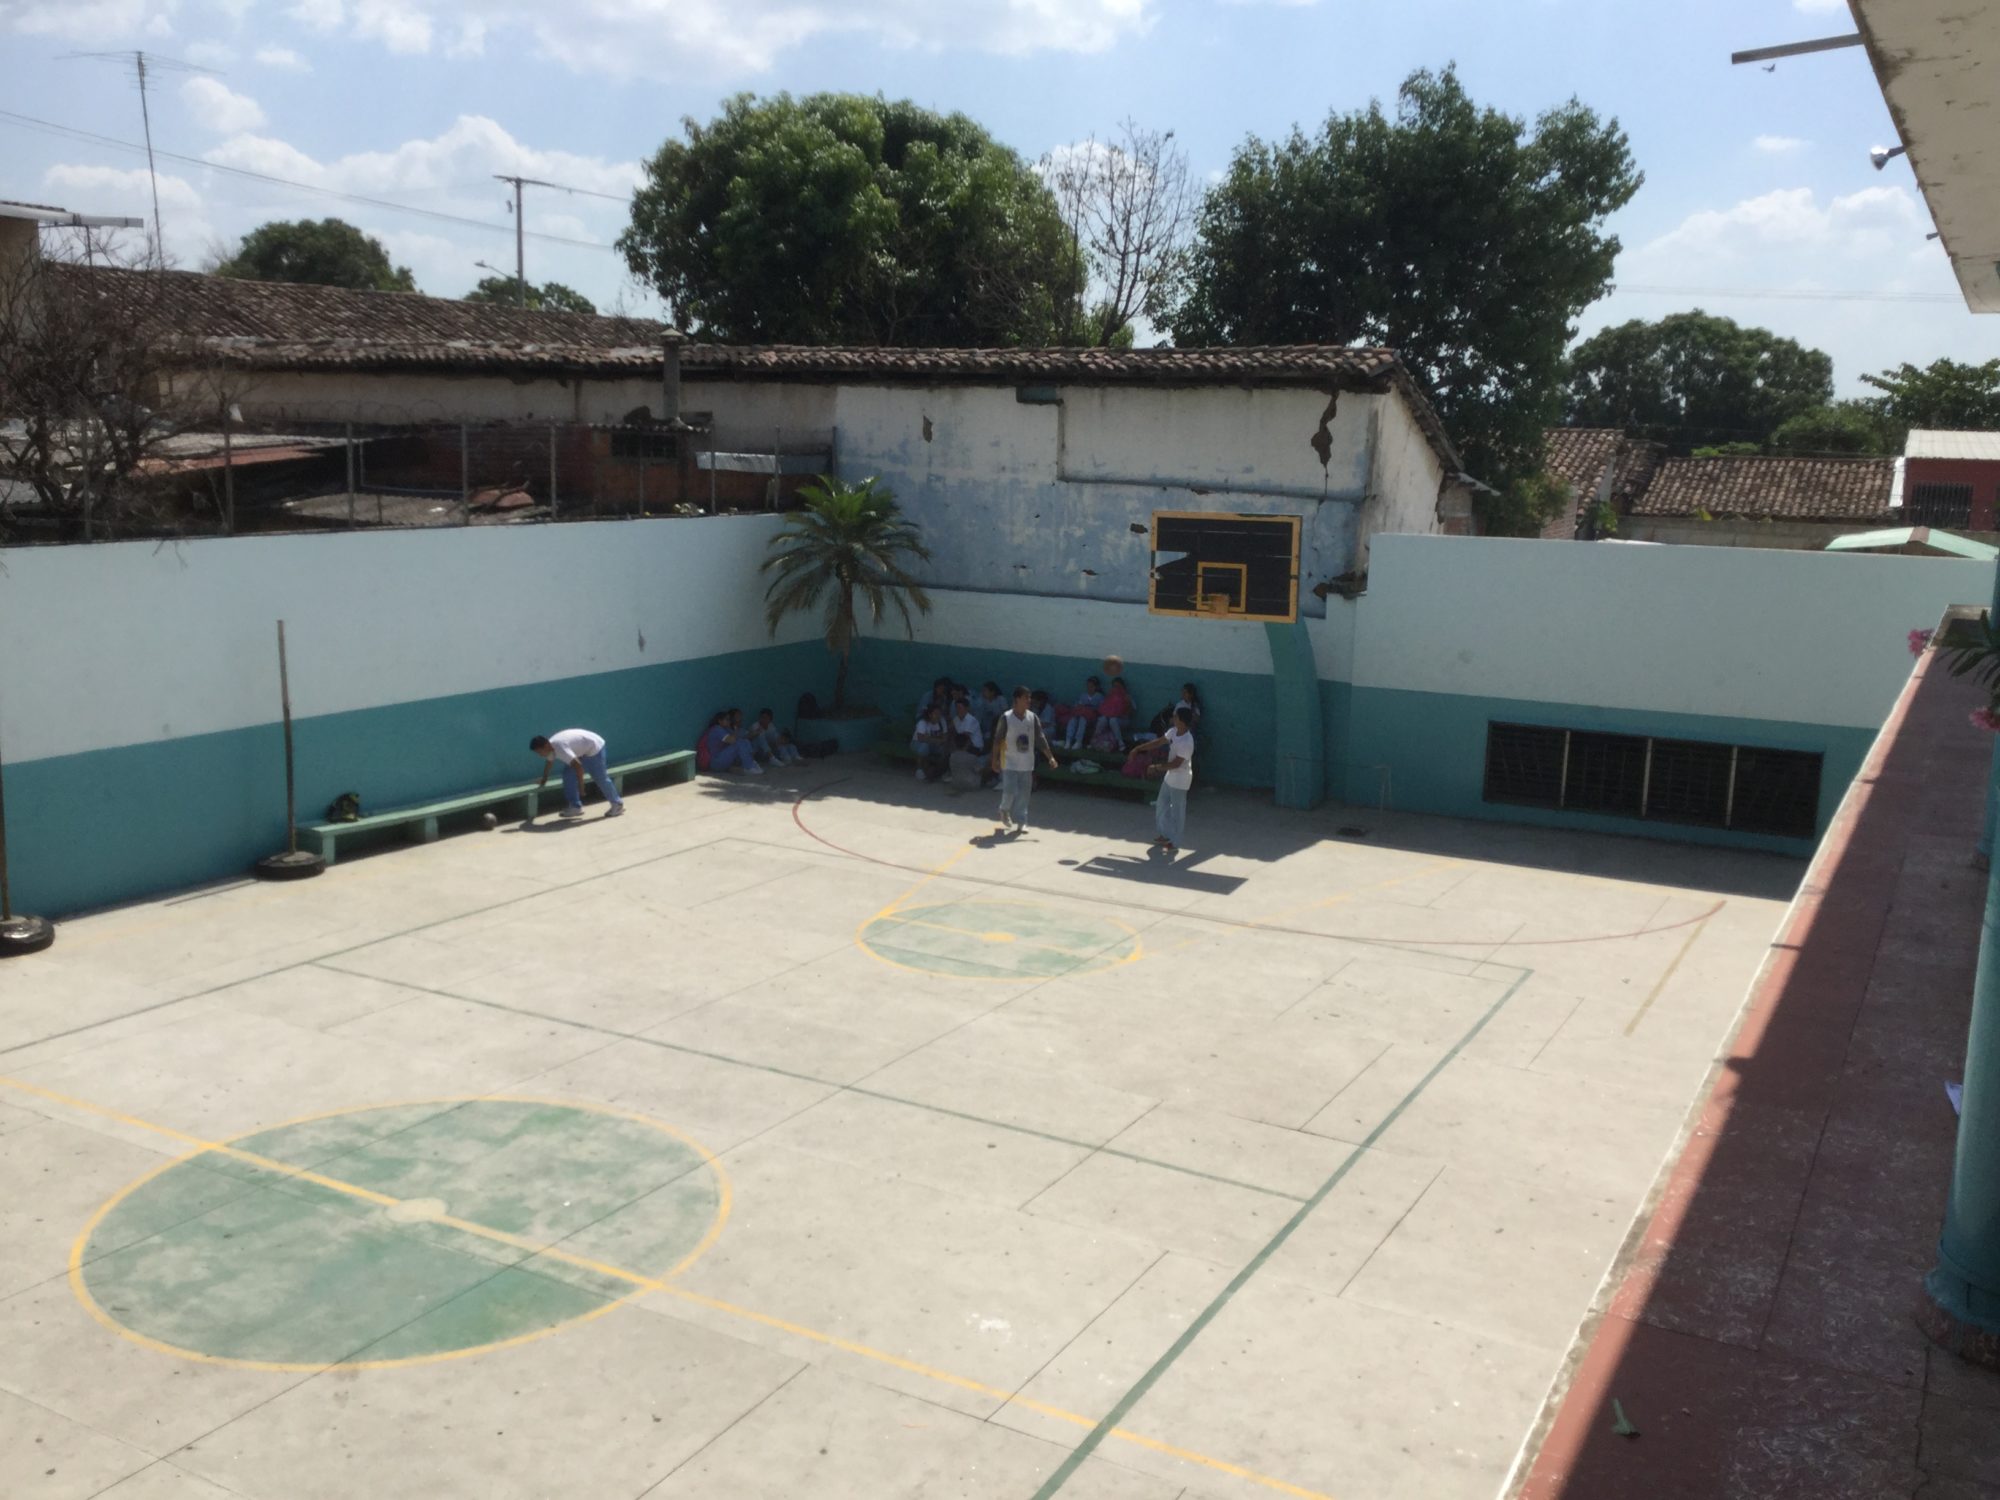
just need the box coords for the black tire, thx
[253,850,326,881]
[0,916,56,957]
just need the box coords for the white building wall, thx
[1349,533,1993,730]
[0,515,815,764]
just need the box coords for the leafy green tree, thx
[216,218,416,292]
[464,276,597,314]
[1480,470,1573,539]
[1861,357,2000,431]
[1564,311,1832,452]
[1169,66,1641,492]
[1690,442,1763,458]
[1768,401,1900,456]
[620,93,1081,345]
[762,476,932,712]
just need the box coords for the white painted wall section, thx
[0,516,814,763]
[1353,534,1994,729]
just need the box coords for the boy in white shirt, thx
[950,694,984,753]
[989,685,1059,833]
[911,704,950,781]
[1134,707,1195,855]
[530,727,625,820]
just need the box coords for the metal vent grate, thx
[1481,722,1824,839]
[1563,731,1648,817]
[1730,748,1822,839]
[1646,739,1734,827]
[1483,723,1567,807]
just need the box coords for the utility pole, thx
[491,174,572,309]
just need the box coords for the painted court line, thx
[1027,968,1534,1500]
[0,1072,1339,1500]
[306,963,1313,1204]
[1622,910,1714,1036]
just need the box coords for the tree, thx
[619,93,1081,345]
[1169,66,1641,492]
[1861,357,2000,431]
[0,235,234,540]
[1564,311,1832,452]
[217,218,417,292]
[1479,470,1572,539]
[464,277,597,314]
[1041,120,1193,347]
[762,475,931,712]
[1768,401,1900,457]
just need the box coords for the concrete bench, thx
[305,750,696,865]
[875,737,1156,799]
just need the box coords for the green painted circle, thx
[75,1099,722,1369]
[860,900,1141,979]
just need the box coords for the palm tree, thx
[763,475,932,713]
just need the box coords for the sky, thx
[0,0,1990,395]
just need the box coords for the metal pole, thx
[513,178,526,308]
[460,422,470,525]
[344,422,356,526]
[638,446,647,517]
[0,718,12,920]
[277,621,297,856]
[549,424,559,519]
[709,424,718,515]
[222,420,235,534]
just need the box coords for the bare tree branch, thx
[1039,120,1193,347]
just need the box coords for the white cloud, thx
[274,0,1150,73]
[1754,134,1807,155]
[41,162,214,263]
[1792,0,1847,12]
[181,76,266,133]
[183,38,236,65]
[1584,184,1987,392]
[254,43,310,68]
[3,0,180,41]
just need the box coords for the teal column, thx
[1265,619,1324,811]
[1924,762,2000,1368]
[1982,566,2000,866]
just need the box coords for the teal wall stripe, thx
[1264,618,1325,810]
[848,636,1279,788]
[10,640,829,917]
[1341,683,1875,855]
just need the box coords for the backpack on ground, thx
[325,792,361,823]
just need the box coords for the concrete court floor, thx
[0,759,1802,1500]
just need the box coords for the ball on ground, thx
[481,811,499,829]
[1102,653,1123,676]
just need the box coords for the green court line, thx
[308,963,1315,1205]
[1026,968,1534,1500]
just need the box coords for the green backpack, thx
[325,792,361,823]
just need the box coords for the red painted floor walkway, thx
[1517,649,2000,1499]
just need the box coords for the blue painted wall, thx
[12,640,829,917]
[849,636,1279,790]
[1339,683,1875,855]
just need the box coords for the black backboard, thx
[1149,512,1301,622]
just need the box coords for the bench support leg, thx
[409,816,439,845]
[318,832,338,866]
[519,795,538,821]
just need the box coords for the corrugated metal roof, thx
[1905,429,2000,461]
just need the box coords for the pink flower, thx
[1910,628,1935,656]
[1971,708,2000,734]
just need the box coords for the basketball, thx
[1102,654,1123,676]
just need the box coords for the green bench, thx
[875,731,1157,800]
[305,750,696,865]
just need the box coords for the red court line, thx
[790,784,1727,949]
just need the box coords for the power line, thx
[0,107,623,252]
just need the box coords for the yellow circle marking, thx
[67,1094,731,1373]
[856,898,1144,982]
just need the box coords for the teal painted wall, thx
[10,640,828,917]
[1339,683,1876,855]
[849,636,1279,790]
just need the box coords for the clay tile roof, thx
[46,263,1464,470]
[1543,429,1626,502]
[1630,455,1896,522]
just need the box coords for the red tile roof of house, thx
[1630,455,1896,522]
[1543,428,1626,503]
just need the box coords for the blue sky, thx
[1,0,1989,392]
